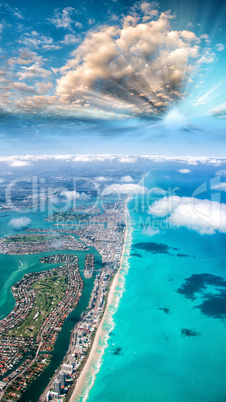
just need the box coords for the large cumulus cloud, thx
[148,195,226,234]
[0,4,213,121]
[56,8,200,118]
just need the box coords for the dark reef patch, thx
[197,292,226,318]
[132,242,171,254]
[176,253,190,258]
[113,347,123,355]
[131,253,143,258]
[158,307,170,314]
[177,273,226,319]
[132,242,190,258]
[177,273,226,300]
[181,328,201,337]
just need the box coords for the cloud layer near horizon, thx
[0,154,224,168]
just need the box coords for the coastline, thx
[69,202,132,402]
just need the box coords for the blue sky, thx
[0,0,226,155]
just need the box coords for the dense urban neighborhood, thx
[0,200,127,401]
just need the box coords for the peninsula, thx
[0,258,83,401]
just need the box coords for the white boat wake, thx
[18,260,23,269]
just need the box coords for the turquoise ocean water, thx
[85,165,226,402]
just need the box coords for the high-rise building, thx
[54,379,61,395]
[59,371,66,388]
[62,363,74,374]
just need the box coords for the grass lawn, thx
[5,234,54,243]
[8,275,68,338]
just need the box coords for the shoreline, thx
[69,202,131,402]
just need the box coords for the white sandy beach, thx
[69,207,129,402]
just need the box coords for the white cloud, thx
[216,170,226,176]
[142,227,160,236]
[2,4,24,20]
[95,176,109,182]
[50,7,75,29]
[72,155,116,162]
[178,169,191,173]
[0,155,225,166]
[7,49,42,67]
[149,187,167,195]
[60,190,80,200]
[211,182,226,192]
[50,239,64,249]
[75,21,83,29]
[200,33,209,42]
[118,156,137,163]
[8,82,38,95]
[12,8,24,19]
[17,62,51,80]
[198,49,216,64]
[148,195,226,234]
[102,183,147,196]
[18,31,60,50]
[120,175,134,182]
[61,34,80,45]
[0,7,217,120]
[60,190,90,200]
[8,160,32,167]
[215,43,224,52]
[9,217,31,229]
[56,10,201,118]
[210,103,226,118]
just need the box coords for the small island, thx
[0,233,87,254]
[45,212,89,222]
